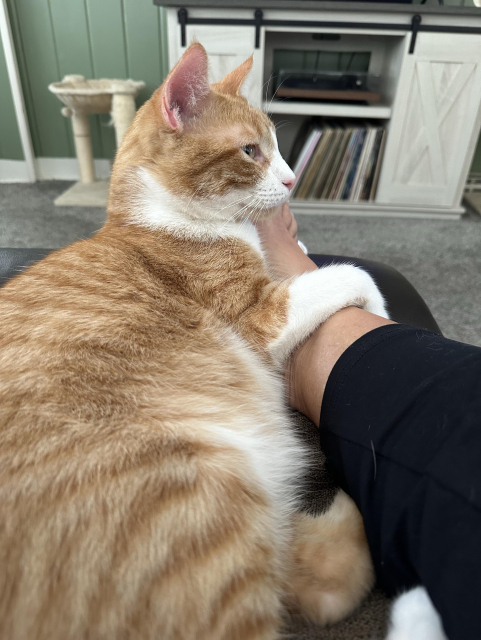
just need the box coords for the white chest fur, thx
[130,167,265,256]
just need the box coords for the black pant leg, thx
[319,325,481,640]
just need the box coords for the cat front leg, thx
[269,264,388,367]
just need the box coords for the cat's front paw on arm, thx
[351,266,389,319]
[268,264,390,367]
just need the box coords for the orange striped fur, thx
[0,44,375,640]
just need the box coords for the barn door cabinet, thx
[377,33,481,209]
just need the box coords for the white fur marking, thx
[129,127,294,246]
[386,587,448,640]
[269,264,388,366]
[205,327,308,551]
[130,168,264,255]
[248,128,295,211]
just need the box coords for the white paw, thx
[386,587,448,640]
[350,267,389,319]
[363,286,389,319]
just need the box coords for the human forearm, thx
[286,307,395,427]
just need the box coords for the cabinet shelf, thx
[289,200,462,220]
[263,100,392,119]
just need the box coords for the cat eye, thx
[242,144,256,159]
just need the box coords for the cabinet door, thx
[166,14,264,108]
[377,34,481,208]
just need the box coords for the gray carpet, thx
[297,210,481,347]
[0,181,106,249]
[1,180,481,346]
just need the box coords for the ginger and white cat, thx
[0,42,443,640]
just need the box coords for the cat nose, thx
[283,176,295,191]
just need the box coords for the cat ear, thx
[212,55,254,98]
[160,42,210,131]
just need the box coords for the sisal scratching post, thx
[62,107,95,184]
[111,88,138,148]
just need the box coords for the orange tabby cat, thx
[0,44,387,640]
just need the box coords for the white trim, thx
[289,200,463,220]
[34,157,111,181]
[0,0,36,182]
[264,101,392,120]
[0,159,30,182]
[0,158,111,182]
[466,173,481,192]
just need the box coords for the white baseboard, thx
[35,157,111,180]
[0,159,31,182]
[0,157,111,182]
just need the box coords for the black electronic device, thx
[275,70,381,103]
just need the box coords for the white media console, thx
[160,1,481,219]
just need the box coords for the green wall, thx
[0,38,23,160]
[3,0,168,160]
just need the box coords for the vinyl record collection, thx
[291,122,386,202]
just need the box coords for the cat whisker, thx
[268,74,291,112]
[217,197,256,231]
[225,196,262,256]
[250,199,271,229]
[183,181,209,214]
[211,195,258,252]
[242,197,264,230]
[215,194,251,215]
[262,72,275,104]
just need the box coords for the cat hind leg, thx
[289,490,375,626]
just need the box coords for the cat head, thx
[108,43,295,229]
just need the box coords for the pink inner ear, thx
[161,45,210,130]
[162,90,180,130]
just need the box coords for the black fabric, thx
[320,325,481,640]
[0,248,53,288]
[311,254,441,335]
